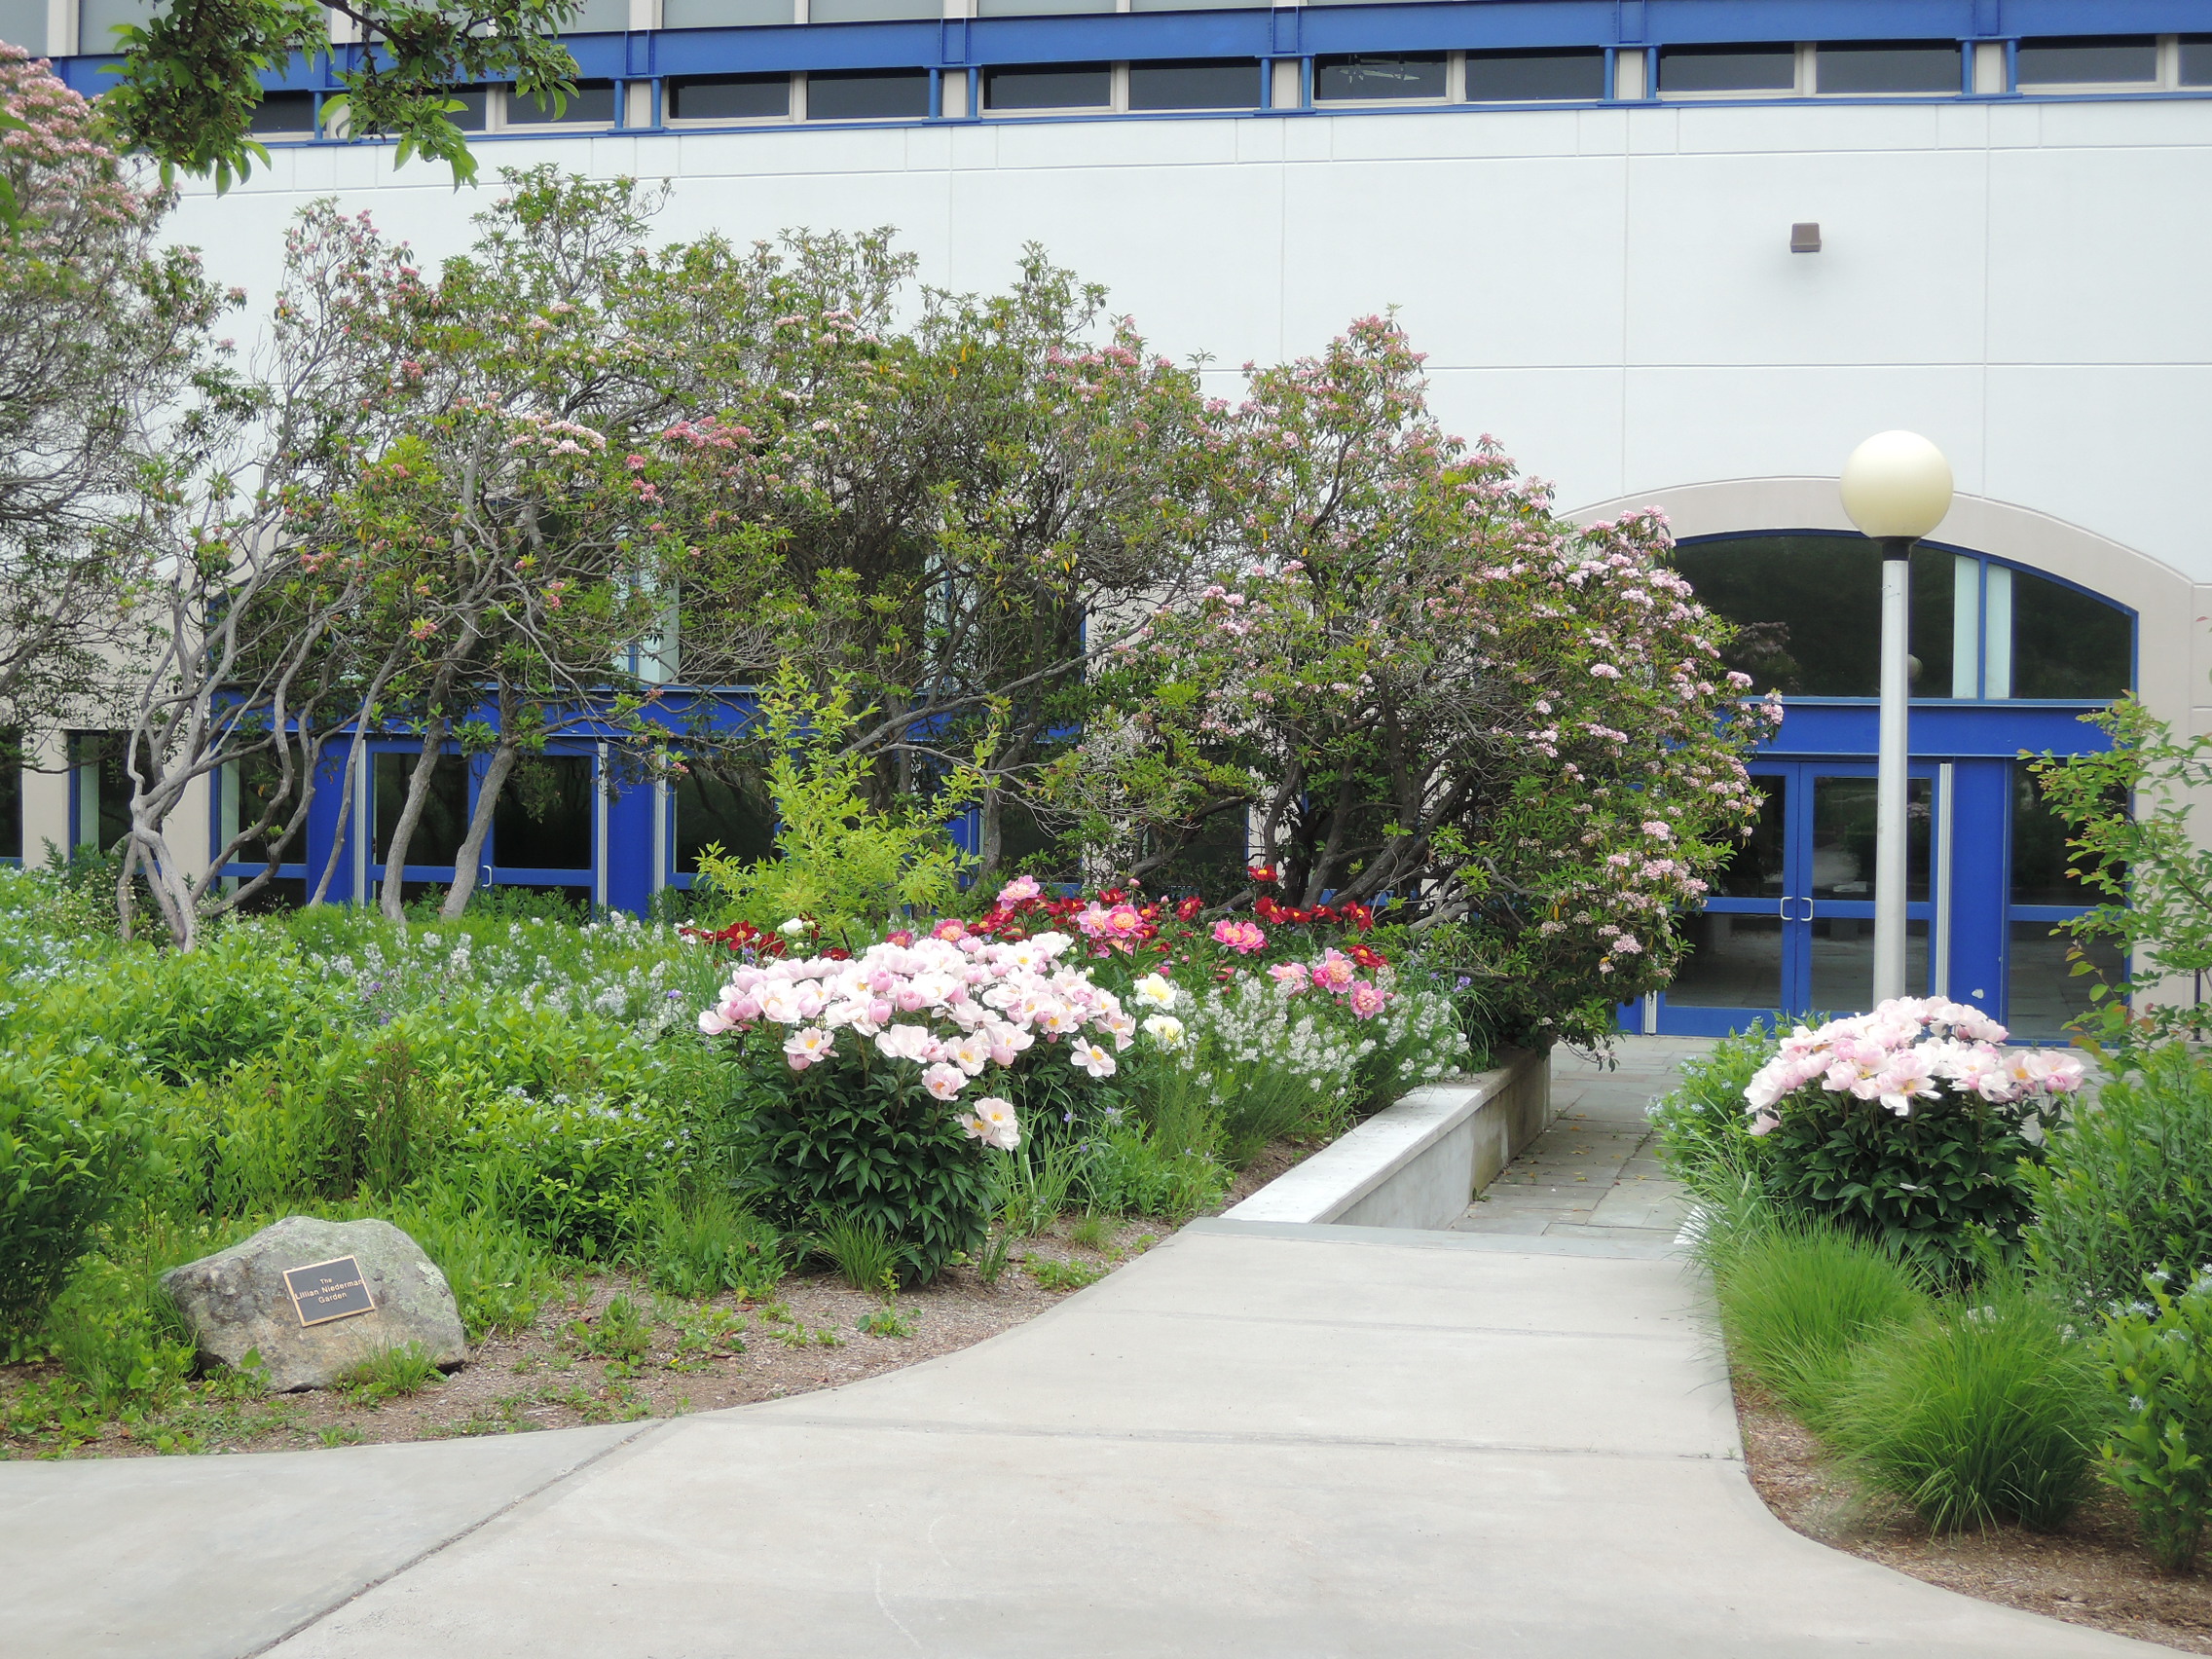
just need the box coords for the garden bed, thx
[0,1217,1161,1459]
[0,1123,1356,1462]
[1736,1376,2212,1655]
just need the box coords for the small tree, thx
[2027,697,2212,1054]
[1058,316,1778,1047]
[0,48,233,744]
[107,203,415,946]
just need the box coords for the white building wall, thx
[162,97,2212,587]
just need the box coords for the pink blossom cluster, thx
[1266,949,1392,1019]
[697,933,1137,1145]
[1743,997,2089,1131]
[1079,901,1151,950]
[1210,918,1266,954]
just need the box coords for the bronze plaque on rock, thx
[283,1256,377,1326]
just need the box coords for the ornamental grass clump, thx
[1706,1208,1929,1427]
[1825,1268,2099,1534]
[697,927,1131,1281]
[1741,997,2086,1274]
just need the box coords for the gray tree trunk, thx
[438,737,521,920]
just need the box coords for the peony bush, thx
[696,924,1139,1280]
[1738,998,2086,1272]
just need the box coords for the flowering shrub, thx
[696,931,1134,1279]
[1739,999,2086,1271]
[1048,317,1777,1050]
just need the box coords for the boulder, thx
[160,1216,467,1392]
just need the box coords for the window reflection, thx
[1672,535,2130,703]
[2011,569,2132,699]
[1314,55,1446,101]
[1810,775,1930,903]
[2008,924,2122,1038]
[1462,49,1604,102]
[1816,42,1960,94]
[495,755,594,871]
[374,754,468,866]
[1672,536,1951,697]
[677,765,776,874]
[1711,777,1786,898]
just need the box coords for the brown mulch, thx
[1737,1379,2212,1653]
[0,1217,1161,1460]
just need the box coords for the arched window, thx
[1670,533,2134,701]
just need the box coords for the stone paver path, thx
[1456,1037,1714,1246]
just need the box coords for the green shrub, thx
[2095,1271,2212,1573]
[644,1186,785,1302]
[691,671,974,951]
[996,1139,1085,1237]
[569,1294,653,1363]
[28,926,331,1087]
[1648,1024,1778,1200]
[384,1184,567,1341]
[740,1058,993,1285]
[1081,1121,1228,1221]
[1707,1209,1928,1424]
[1827,1269,2100,1533]
[2024,1044,2212,1315]
[340,1342,446,1402]
[1759,1085,2052,1280]
[37,1253,198,1408]
[0,1045,150,1333]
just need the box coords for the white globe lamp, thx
[1839,430,1952,1010]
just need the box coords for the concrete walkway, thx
[1456,1039,1712,1246]
[0,1045,2166,1658]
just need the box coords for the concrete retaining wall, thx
[1221,1049,1552,1233]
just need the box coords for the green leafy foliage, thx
[0,1045,150,1333]
[2024,1045,2212,1315]
[2095,1271,2212,1573]
[813,1213,901,1296]
[1652,1021,2050,1277]
[644,1187,785,1302]
[100,0,587,191]
[340,1342,446,1404]
[693,671,977,951]
[2027,699,2212,1054]
[1826,1268,2099,1534]
[1025,1254,1106,1292]
[1646,1024,1778,1202]
[1751,1083,2052,1277]
[1078,1121,1227,1222]
[740,1054,992,1286]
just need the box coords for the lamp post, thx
[1839,431,1953,1008]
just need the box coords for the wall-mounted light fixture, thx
[1790,221,1823,253]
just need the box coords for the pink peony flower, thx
[920,1062,970,1100]
[1211,919,1267,954]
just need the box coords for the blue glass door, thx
[1655,761,1938,1034]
